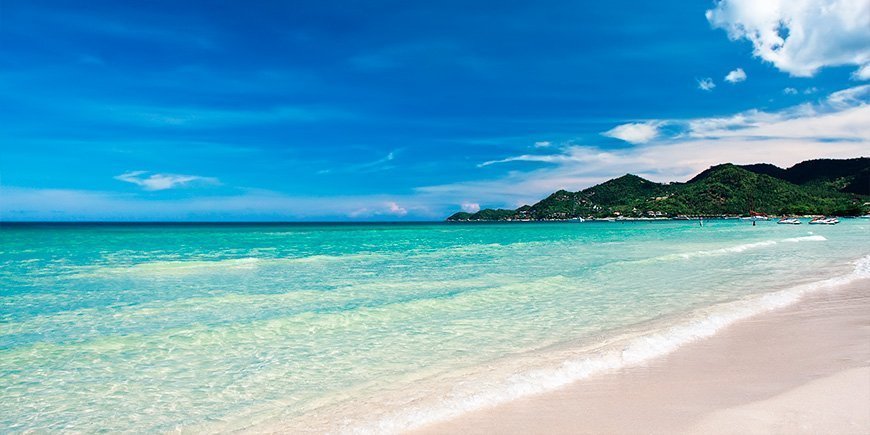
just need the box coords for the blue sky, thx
[1,0,868,220]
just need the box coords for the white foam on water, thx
[781,235,827,243]
[73,257,263,277]
[74,252,387,278]
[673,234,827,260]
[330,254,870,434]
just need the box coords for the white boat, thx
[809,217,839,225]
[740,215,770,221]
[777,218,801,225]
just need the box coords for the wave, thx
[665,234,827,261]
[303,254,869,434]
[781,235,827,243]
[73,252,388,278]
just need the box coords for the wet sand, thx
[414,279,870,435]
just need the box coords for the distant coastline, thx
[448,157,870,221]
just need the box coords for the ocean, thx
[1,220,868,432]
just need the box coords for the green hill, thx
[581,174,668,209]
[739,157,870,195]
[446,208,516,221]
[516,190,596,220]
[447,158,869,221]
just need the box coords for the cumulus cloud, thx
[698,77,716,91]
[706,0,870,78]
[783,87,798,95]
[602,122,660,144]
[534,141,552,148]
[115,171,219,191]
[461,202,481,213]
[724,68,747,83]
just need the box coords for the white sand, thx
[414,279,870,434]
[691,367,869,434]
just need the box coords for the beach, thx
[2,221,868,432]
[415,279,870,435]
[3,0,869,431]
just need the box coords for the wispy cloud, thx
[318,151,398,175]
[422,85,870,208]
[0,187,436,221]
[10,8,218,51]
[6,86,868,220]
[827,84,870,108]
[100,103,353,128]
[115,171,220,191]
[478,153,572,167]
[724,68,747,83]
[698,77,716,91]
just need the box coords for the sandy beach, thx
[415,279,870,435]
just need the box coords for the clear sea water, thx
[1,220,868,432]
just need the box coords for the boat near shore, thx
[777,218,801,225]
[809,217,840,225]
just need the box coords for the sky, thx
[1,0,868,221]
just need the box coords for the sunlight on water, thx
[1,221,867,432]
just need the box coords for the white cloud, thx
[698,77,716,91]
[420,85,869,207]
[386,201,408,216]
[478,153,569,167]
[115,171,219,191]
[724,68,747,83]
[683,105,814,138]
[827,84,870,108]
[784,87,798,95]
[706,0,870,78]
[318,150,397,175]
[602,122,660,144]
[7,86,869,221]
[461,202,481,213]
[0,186,443,221]
[348,201,409,218]
[804,86,819,94]
[534,141,552,148]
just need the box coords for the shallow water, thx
[1,220,868,432]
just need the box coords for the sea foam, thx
[672,234,827,260]
[334,254,870,434]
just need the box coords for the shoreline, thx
[245,254,870,434]
[413,278,870,434]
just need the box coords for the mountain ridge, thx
[447,158,870,221]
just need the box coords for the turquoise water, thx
[1,220,868,432]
